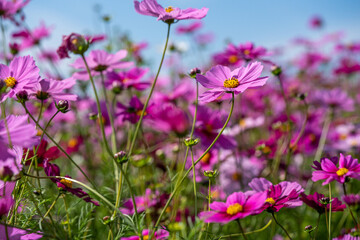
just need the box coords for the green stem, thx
[219,220,272,239]
[150,93,235,240]
[314,213,321,240]
[343,183,359,229]
[128,23,171,157]
[272,213,292,240]
[237,220,248,240]
[329,183,332,240]
[190,147,197,217]
[63,196,72,239]
[41,193,61,222]
[314,109,333,161]
[22,103,97,189]
[80,54,113,158]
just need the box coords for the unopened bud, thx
[89,112,98,120]
[271,65,282,76]
[68,34,89,55]
[203,170,218,178]
[319,197,331,205]
[16,90,29,103]
[114,151,128,164]
[304,225,315,233]
[189,68,201,78]
[56,100,70,113]
[184,138,200,147]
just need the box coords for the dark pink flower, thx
[57,33,89,59]
[44,161,99,206]
[199,191,266,223]
[309,16,323,29]
[106,67,150,91]
[196,61,268,102]
[300,192,346,214]
[249,178,304,212]
[120,188,158,215]
[121,229,169,240]
[12,22,52,50]
[0,224,42,240]
[134,0,208,22]
[0,55,40,102]
[0,145,22,180]
[343,194,360,207]
[24,139,60,168]
[117,96,151,124]
[0,0,29,19]
[312,154,360,185]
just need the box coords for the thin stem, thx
[22,103,97,189]
[190,147,197,217]
[237,220,248,240]
[41,193,61,222]
[150,93,235,239]
[328,183,332,240]
[272,212,292,240]
[63,196,72,239]
[314,109,333,161]
[80,54,113,158]
[314,213,321,240]
[343,183,359,229]
[37,100,44,122]
[219,220,272,239]
[128,23,171,157]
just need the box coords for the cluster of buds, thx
[55,100,70,113]
[114,151,128,164]
[189,67,201,79]
[184,137,200,147]
[271,65,282,76]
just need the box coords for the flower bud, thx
[271,65,282,76]
[304,225,315,233]
[56,100,70,113]
[319,197,331,205]
[114,151,128,164]
[88,112,98,120]
[16,90,29,103]
[184,137,200,147]
[203,170,218,178]
[57,33,89,59]
[189,68,201,78]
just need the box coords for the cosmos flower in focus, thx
[199,191,266,223]
[0,55,40,102]
[121,229,169,240]
[134,0,208,22]
[300,192,346,214]
[196,61,268,102]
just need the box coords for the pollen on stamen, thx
[165,6,174,13]
[4,76,17,88]
[265,197,276,205]
[60,178,73,188]
[336,167,349,176]
[223,77,239,88]
[226,203,243,215]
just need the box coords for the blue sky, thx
[21,0,360,70]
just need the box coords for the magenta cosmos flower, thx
[312,154,360,185]
[120,188,159,215]
[134,0,208,22]
[0,181,15,216]
[121,229,169,240]
[71,50,133,80]
[0,224,42,240]
[249,178,304,213]
[300,192,346,214]
[196,61,268,102]
[44,161,99,206]
[0,145,23,180]
[106,67,150,92]
[0,115,38,147]
[28,77,77,101]
[199,191,266,223]
[0,0,29,19]
[176,21,202,34]
[24,139,60,168]
[0,55,40,102]
[12,22,52,50]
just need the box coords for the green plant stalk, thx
[41,193,61,222]
[22,103,97,189]
[272,212,292,240]
[219,220,272,239]
[314,109,333,161]
[190,147,197,217]
[80,54,113,158]
[343,183,359,229]
[329,183,332,240]
[237,219,248,240]
[150,92,235,240]
[63,196,72,239]
[128,22,171,157]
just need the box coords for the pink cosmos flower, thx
[120,188,159,215]
[24,139,60,168]
[176,21,202,34]
[194,32,214,46]
[0,55,40,102]
[117,96,151,124]
[0,0,29,19]
[38,50,60,63]
[0,224,42,240]
[0,115,38,148]
[0,145,22,180]
[309,16,323,29]
[44,161,99,206]
[134,0,208,22]
[71,50,133,80]
[0,181,15,216]
[300,192,346,214]
[28,77,77,101]
[12,22,52,50]
[199,191,266,223]
[106,67,150,91]
[312,154,360,185]
[196,61,268,102]
[343,194,360,207]
[249,178,304,212]
[121,229,169,240]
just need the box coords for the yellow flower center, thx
[200,152,211,164]
[265,197,276,205]
[68,138,78,148]
[339,134,347,140]
[243,49,251,55]
[165,6,174,13]
[143,235,149,240]
[60,179,73,188]
[226,203,243,215]
[4,76,17,88]
[223,77,239,88]
[232,172,241,181]
[262,146,271,154]
[136,110,147,117]
[239,119,247,127]
[71,38,78,45]
[336,168,349,176]
[228,55,238,63]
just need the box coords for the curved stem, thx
[237,219,248,240]
[80,54,113,158]
[314,213,321,240]
[343,183,359,229]
[219,220,272,239]
[150,93,235,239]
[272,212,292,240]
[22,103,97,189]
[128,23,171,157]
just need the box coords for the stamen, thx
[265,197,276,205]
[4,76,17,88]
[223,77,239,88]
[165,6,174,13]
[336,168,349,176]
[226,203,243,215]
[60,179,73,188]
